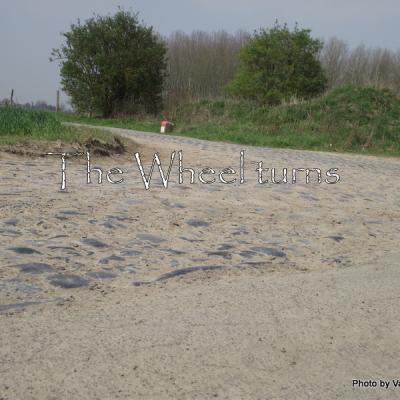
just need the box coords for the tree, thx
[320,37,349,88]
[51,10,167,117]
[226,23,327,105]
[164,30,249,107]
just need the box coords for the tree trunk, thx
[102,97,113,118]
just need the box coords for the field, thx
[0,107,137,155]
[58,85,400,157]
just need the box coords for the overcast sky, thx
[1,0,399,105]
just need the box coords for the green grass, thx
[0,107,65,141]
[170,85,400,156]
[0,107,134,150]
[58,112,160,133]
[58,86,400,157]
[4,85,400,157]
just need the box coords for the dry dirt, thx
[1,125,400,399]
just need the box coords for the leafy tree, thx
[51,10,167,117]
[226,23,327,105]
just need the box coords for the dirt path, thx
[1,126,400,399]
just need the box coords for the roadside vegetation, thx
[0,107,136,156]
[59,85,400,157]
[59,111,160,134]
[3,10,400,158]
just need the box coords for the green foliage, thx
[173,85,400,155]
[0,107,64,137]
[0,107,137,152]
[60,85,400,156]
[58,112,160,133]
[52,10,167,117]
[226,23,327,105]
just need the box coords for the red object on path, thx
[160,119,172,133]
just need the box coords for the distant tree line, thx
[164,31,400,108]
[52,10,400,116]
[0,98,67,111]
[163,30,249,108]
[320,37,400,92]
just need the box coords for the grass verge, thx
[0,107,137,156]
[59,85,400,157]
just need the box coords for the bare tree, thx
[164,30,249,109]
[321,40,400,94]
[320,38,349,87]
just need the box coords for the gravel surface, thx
[1,126,400,399]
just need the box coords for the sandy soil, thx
[1,126,400,399]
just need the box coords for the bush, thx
[226,23,327,105]
[51,10,167,117]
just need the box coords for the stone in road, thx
[0,126,400,399]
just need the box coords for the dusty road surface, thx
[1,126,400,399]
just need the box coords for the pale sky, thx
[0,0,399,105]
